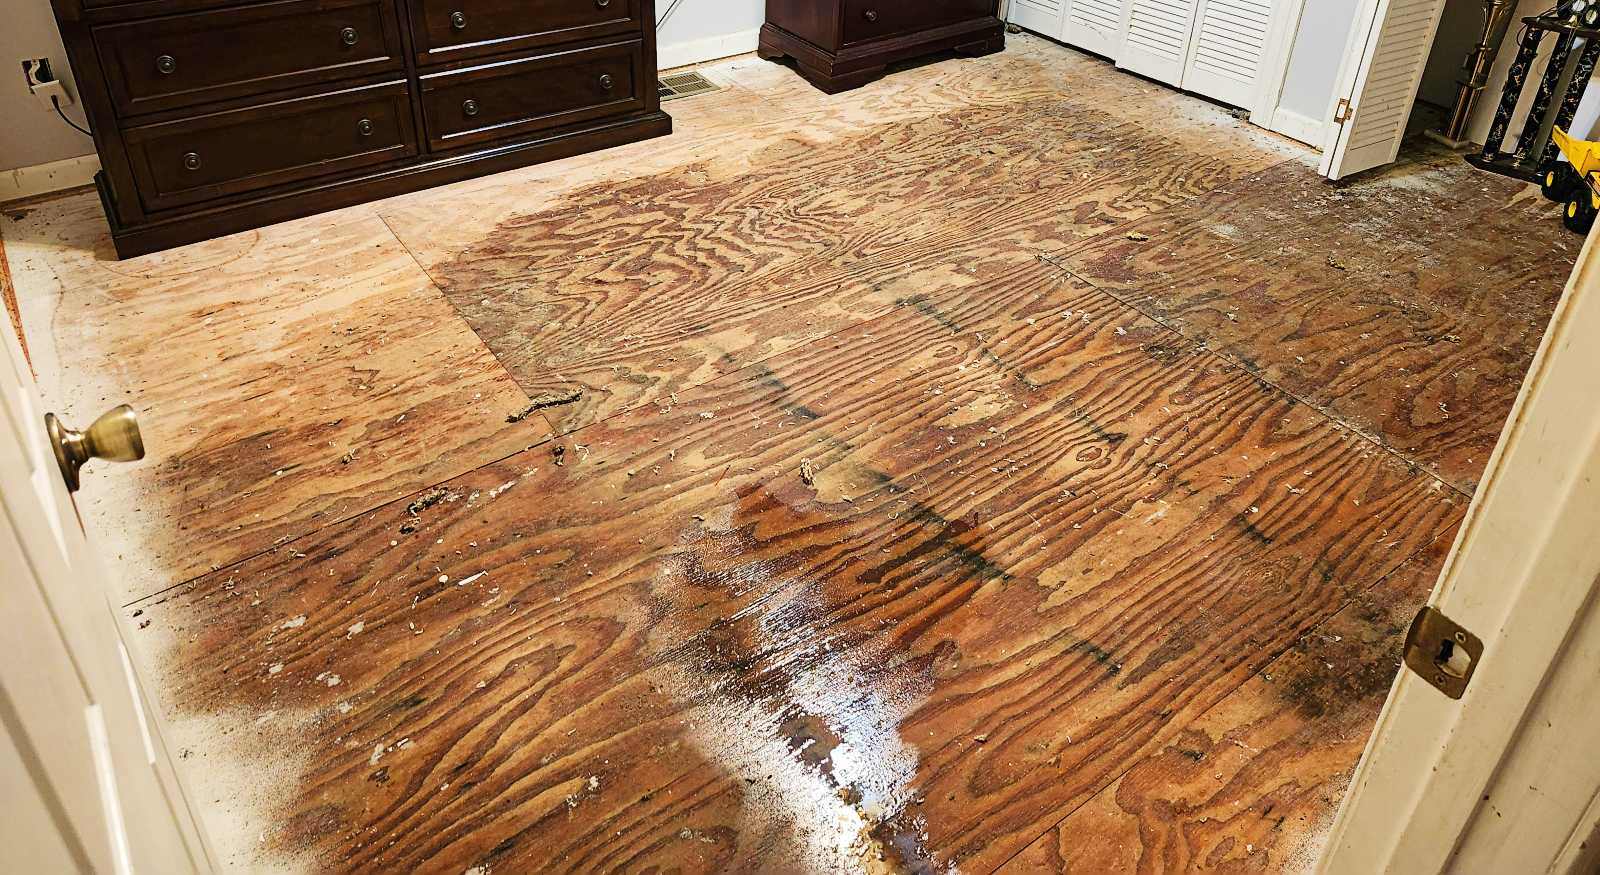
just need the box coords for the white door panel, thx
[1117,0,1201,86]
[0,315,209,872]
[1012,0,1068,38]
[1319,0,1447,179]
[1182,0,1272,105]
[1066,0,1127,58]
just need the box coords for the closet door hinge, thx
[1334,98,1353,125]
[1402,606,1483,700]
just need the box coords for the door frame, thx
[1321,226,1600,871]
[1247,0,1318,139]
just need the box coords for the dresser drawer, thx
[419,40,645,150]
[94,0,405,117]
[840,0,994,44]
[412,0,639,63]
[124,81,416,211]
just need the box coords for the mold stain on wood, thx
[0,31,1572,875]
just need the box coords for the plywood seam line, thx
[122,147,1316,610]
[116,280,901,611]
[1036,252,1472,502]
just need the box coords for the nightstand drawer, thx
[124,81,416,211]
[94,0,405,116]
[413,0,638,63]
[841,0,994,43]
[420,40,645,150]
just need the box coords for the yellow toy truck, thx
[1542,127,1600,234]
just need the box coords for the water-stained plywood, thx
[999,528,1455,873]
[1054,145,1576,494]
[413,95,1296,436]
[128,249,1460,872]
[8,205,548,601]
[374,41,1302,281]
[0,29,1560,874]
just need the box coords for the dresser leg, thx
[797,63,886,94]
[759,24,887,93]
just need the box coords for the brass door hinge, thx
[1403,606,1483,699]
[1334,97,1353,125]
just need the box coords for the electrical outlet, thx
[21,57,73,111]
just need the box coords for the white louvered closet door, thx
[1319,0,1448,179]
[1065,0,1128,59]
[1116,0,1202,87]
[1180,0,1273,107]
[1010,0,1068,42]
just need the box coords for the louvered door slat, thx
[1012,0,1067,40]
[1321,0,1447,178]
[1116,0,1200,84]
[1179,0,1272,106]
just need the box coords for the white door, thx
[1320,228,1600,869]
[0,318,210,872]
[1116,0,1202,86]
[1010,0,1069,42]
[1181,0,1274,107]
[1317,0,1447,180]
[1065,0,1127,60]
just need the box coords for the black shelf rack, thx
[1470,14,1600,182]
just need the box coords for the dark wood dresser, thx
[759,0,1003,93]
[48,0,670,256]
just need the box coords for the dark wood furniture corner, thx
[759,0,1003,93]
[48,0,672,257]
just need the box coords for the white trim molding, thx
[658,27,762,71]
[0,153,100,205]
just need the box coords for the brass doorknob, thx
[45,405,145,493]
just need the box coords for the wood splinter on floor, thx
[507,389,584,422]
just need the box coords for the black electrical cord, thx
[657,0,686,27]
[52,94,91,137]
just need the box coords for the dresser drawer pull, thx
[156,54,177,75]
[462,98,479,116]
[596,0,610,6]
[357,117,374,136]
[182,152,201,171]
[599,73,614,89]
[341,26,359,45]
[449,10,466,29]
[863,8,878,21]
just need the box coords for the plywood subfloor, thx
[0,33,1575,873]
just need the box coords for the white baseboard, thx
[658,28,762,71]
[1267,107,1330,149]
[1,153,101,205]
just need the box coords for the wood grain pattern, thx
[1053,145,1577,494]
[9,206,548,601]
[998,527,1456,873]
[410,89,1298,436]
[1,31,1561,873]
[129,249,1460,872]
[375,37,1303,280]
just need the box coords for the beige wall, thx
[0,0,93,173]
